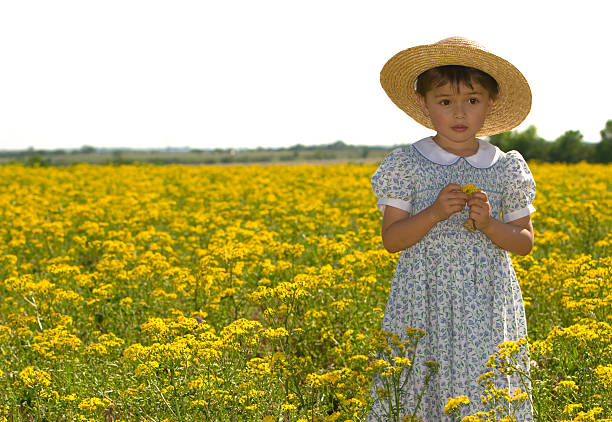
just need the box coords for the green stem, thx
[412,366,435,419]
[377,372,394,422]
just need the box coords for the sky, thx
[0,0,610,151]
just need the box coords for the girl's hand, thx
[467,191,492,231]
[429,184,468,222]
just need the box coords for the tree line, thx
[488,120,612,163]
[1,120,611,165]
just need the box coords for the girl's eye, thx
[468,98,479,104]
[440,99,450,106]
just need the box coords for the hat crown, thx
[435,36,488,52]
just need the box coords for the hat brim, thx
[380,43,532,136]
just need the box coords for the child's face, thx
[417,80,495,147]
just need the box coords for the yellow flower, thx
[594,365,612,388]
[260,327,289,339]
[18,366,51,388]
[141,317,169,337]
[555,380,579,392]
[477,371,495,384]
[562,402,582,415]
[78,397,110,411]
[461,416,488,422]
[460,184,482,230]
[461,183,482,195]
[445,395,470,415]
[190,400,208,407]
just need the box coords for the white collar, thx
[412,137,503,168]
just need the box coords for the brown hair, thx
[415,65,499,100]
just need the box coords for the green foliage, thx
[489,126,550,161]
[489,121,611,163]
[79,145,97,154]
[594,120,612,163]
[550,130,590,163]
[24,153,50,167]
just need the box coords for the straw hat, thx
[380,37,532,136]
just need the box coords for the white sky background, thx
[0,0,610,151]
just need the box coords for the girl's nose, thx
[453,104,466,118]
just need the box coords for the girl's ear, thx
[417,94,430,117]
[487,97,496,114]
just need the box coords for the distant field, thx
[0,145,393,166]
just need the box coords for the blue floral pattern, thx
[367,144,535,421]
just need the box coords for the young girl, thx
[368,37,535,421]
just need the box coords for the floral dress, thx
[367,137,536,421]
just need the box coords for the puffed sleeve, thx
[501,150,536,222]
[371,147,414,213]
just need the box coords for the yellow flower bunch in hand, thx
[461,184,483,232]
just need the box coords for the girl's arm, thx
[382,183,468,253]
[468,192,534,256]
[479,216,534,256]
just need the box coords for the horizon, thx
[0,124,607,154]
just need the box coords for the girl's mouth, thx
[452,125,467,132]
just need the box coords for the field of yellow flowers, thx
[0,161,610,421]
